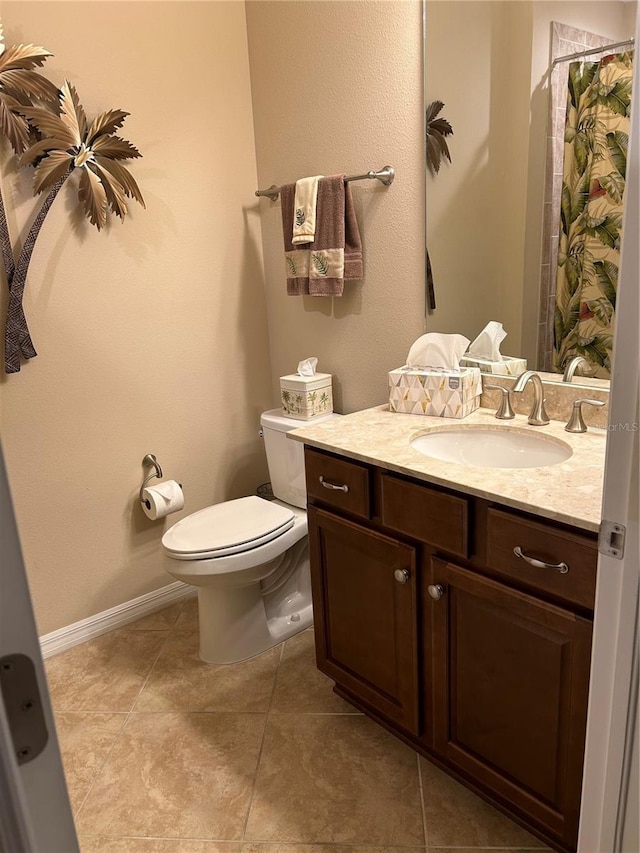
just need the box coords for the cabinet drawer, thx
[486,508,597,610]
[305,448,371,519]
[380,473,469,558]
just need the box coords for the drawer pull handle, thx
[319,476,349,493]
[394,568,410,584]
[428,583,445,600]
[513,546,569,574]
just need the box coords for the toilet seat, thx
[161,496,295,560]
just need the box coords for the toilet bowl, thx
[162,408,337,664]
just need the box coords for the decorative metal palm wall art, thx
[0,25,145,374]
[425,100,453,176]
[425,100,453,311]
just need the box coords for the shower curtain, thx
[553,51,634,379]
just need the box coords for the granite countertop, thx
[289,405,606,533]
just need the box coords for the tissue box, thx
[280,372,333,420]
[459,355,527,376]
[388,366,481,418]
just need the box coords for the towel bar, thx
[255,165,395,201]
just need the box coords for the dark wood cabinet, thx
[379,472,470,559]
[427,558,592,849]
[304,446,598,853]
[308,506,419,734]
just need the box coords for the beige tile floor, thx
[46,598,550,852]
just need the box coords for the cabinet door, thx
[308,506,419,734]
[428,559,592,850]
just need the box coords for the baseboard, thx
[39,581,197,659]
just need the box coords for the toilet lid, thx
[161,496,296,559]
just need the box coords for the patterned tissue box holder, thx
[388,365,482,418]
[459,354,527,376]
[280,372,333,420]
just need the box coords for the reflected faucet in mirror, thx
[424,0,636,383]
[563,356,592,384]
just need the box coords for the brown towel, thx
[281,175,363,296]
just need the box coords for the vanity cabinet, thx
[304,446,598,853]
[427,558,592,847]
[308,507,419,734]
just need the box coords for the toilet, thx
[162,408,337,664]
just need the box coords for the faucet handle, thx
[484,384,515,420]
[565,399,606,433]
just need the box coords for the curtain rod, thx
[552,37,634,67]
[255,165,395,201]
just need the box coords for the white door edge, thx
[577,11,640,850]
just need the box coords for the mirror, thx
[424,0,636,386]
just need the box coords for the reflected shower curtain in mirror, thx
[553,52,633,379]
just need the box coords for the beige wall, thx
[0,1,633,634]
[0,1,273,634]
[426,0,635,367]
[1,0,427,633]
[246,0,426,414]
[425,1,534,358]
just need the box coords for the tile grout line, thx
[69,709,129,826]
[72,605,185,823]
[76,831,545,848]
[56,707,364,716]
[417,750,429,849]
[77,837,545,850]
[239,843,428,849]
[128,600,187,714]
[239,637,287,843]
[80,833,488,847]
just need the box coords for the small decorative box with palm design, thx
[280,372,333,420]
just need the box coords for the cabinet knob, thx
[428,583,445,601]
[394,568,410,584]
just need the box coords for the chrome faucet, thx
[512,371,549,425]
[563,356,591,383]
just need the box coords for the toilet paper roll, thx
[141,479,184,520]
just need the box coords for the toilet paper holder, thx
[139,454,164,507]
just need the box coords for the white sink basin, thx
[410,426,573,469]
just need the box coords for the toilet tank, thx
[260,408,339,509]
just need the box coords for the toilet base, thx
[197,585,312,664]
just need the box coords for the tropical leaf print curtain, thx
[553,52,633,379]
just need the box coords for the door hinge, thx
[598,520,626,559]
[0,653,49,765]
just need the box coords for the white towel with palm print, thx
[292,175,323,244]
